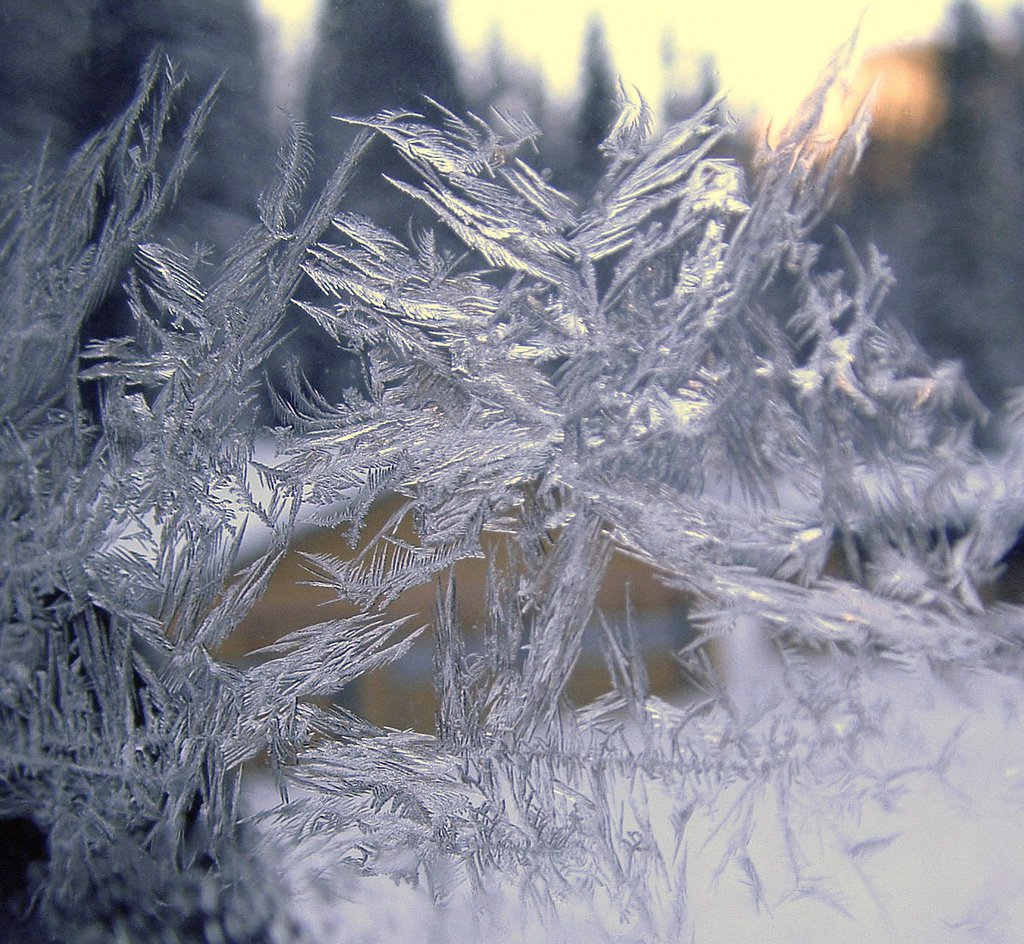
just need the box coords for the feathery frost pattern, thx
[3,47,1024,943]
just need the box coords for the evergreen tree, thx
[909,0,992,374]
[0,0,275,243]
[83,0,276,243]
[293,0,466,401]
[304,0,463,206]
[0,0,99,162]
[660,29,719,125]
[0,0,278,416]
[835,0,1024,416]
[476,26,548,122]
[572,15,618,192]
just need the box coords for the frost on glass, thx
[3,47,1024,944]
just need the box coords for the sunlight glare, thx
[255,0,323,125]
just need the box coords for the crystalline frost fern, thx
[3,44,1024,944]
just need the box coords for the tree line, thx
[3,0,1024,414]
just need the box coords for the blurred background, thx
[5,0,1024,726]
[6,0,1024,407]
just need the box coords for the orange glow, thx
[750,41,947,194]
[848,45,946,145]
[761,44,944,142]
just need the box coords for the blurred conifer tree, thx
[304,0,463,217]
[833,0,1024,418]
[0,0,274,246]
[572,15,618,192]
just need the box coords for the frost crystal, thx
[3,47,1024,944]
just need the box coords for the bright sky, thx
[258,0,1022,125]
[443,0,1022,121]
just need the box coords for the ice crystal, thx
[3,44,1024,944]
